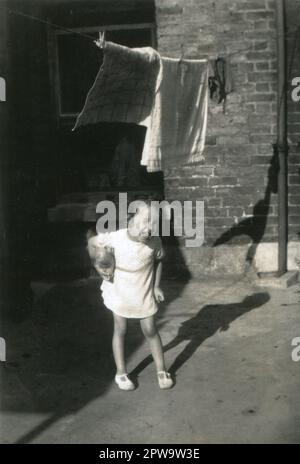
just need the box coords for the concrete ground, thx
[0,274,300,444]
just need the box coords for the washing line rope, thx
[8,7,300,61]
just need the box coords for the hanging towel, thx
[73,42,209,172]
[73,41,161,130]
[141,58,209,172]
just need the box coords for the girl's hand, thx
[154,287,164,303]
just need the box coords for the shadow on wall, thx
[213,150,279,268]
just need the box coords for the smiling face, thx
[129,204,158,242]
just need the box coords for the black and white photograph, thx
[0,0,300,446]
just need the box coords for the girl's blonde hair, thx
[127,199,152,224]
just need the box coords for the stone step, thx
[49,190,163,223]
[48,203,99,223]
[46,223,95,247]
[255,271,299,288]
[58,191,120,205]
[57,190,163,205]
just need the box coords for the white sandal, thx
[157,371,174,390]
[115,373,135,391]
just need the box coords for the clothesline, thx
[7,7,300,61]
[7,5,300,132]
[8,9,96,40]
[6,7,300,175]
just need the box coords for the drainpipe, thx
[276,0,288,276]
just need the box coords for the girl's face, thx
[129,206,157,242]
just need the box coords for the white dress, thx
[94,228,165,319]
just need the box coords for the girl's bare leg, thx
[112,313,128,375]
[140,316,166,372]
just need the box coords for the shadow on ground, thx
[1,269,189,444]
[132,292,270,377]
[1,263,270,444]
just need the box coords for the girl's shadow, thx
[131,292,270,378]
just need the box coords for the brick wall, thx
[156,0,300,259]
[4,0,300,277]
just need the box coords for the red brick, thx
[249,135,276,144]
[246,11,275,20]
[205,207,226,218]
[238,2,269,11]
[289,186,300,195]
[256,83,270,92]
[289,176,300,185]
[209,177,239,187]
[289,206,300,215]
[288,225,300,236]
[246,93,276,103]
[289,216,300,225]
[206,198,222,207]
[206,217,236,227]
[255,62,270,71]
[288,195,300,206]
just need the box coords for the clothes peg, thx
[94,31,106,49]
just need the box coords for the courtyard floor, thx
[1,273,300,444]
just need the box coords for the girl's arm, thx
[155,260,162,288]
[154,261,164,302]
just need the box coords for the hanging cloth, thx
[141,57,209,172]
[208,57,233,104]
[73,42,209,173]
[73,41,161,130]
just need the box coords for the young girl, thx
[88,203,173,391]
